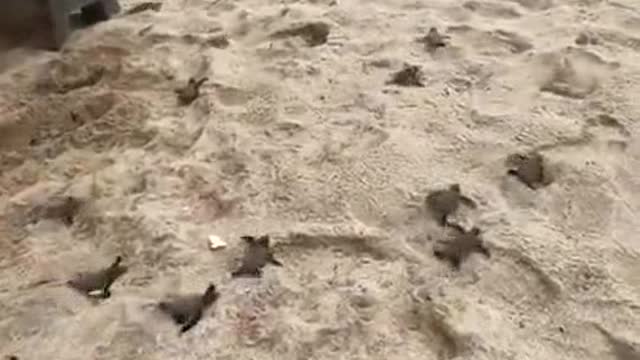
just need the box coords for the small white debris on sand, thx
[208,234,227,250]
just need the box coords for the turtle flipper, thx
[268,254,283,266]
[179,310,202,334]
[159,302,187,324]
[479,245,491,258]
[195,77,209,89]
[101,286,112,299]
[460,195,476,208]
[231,265,262,278]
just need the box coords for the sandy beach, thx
[1,0,639,359]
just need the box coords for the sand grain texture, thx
[1,0,639,359]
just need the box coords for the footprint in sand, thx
[0,92,133,172]
[269,21,331,47]
[213,85,255,107]
[593,324,640,360]
[533,47,619,99]
[583,114,631,152]
[462,1,522,19]
[535,112,631,154]
[0,107,35,152]
[446,25,533,56]
[506,0,554,11]
[590,28,640,53]
[270,227,459,360]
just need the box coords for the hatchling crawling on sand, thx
[433,222,490,270]
[506,151,553,190]
[419,27,450,51]
[231,235,283,278]
[67,256,127,299]
[27,195,83,226]
[426,184,477,226]
[175,77,208,105]
[387,64,425,87]
[158,283,220,334]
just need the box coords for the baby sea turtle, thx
[420,27,450,51]
[67,256,127,299]
[386,64,425,87]
[158,283,220,334]
[433,222,490,270]
[175,77,209,105]
[28,195,83,226]
[426,184,477,226]
[270,22,331,47]
[231,235,283,278]
[506,151,552,190]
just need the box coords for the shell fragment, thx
[208,234,227,250]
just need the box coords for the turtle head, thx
[470,227,482,236]
[112,256,122,267]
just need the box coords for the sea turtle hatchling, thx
[67,255,127,299]
[231,235,283,278]
[420,27,450,51]
[175,77,209,105]
[158,283,220,334]
[386,64,425,87]
[426,183,477,226]
[433,222,490,270]
[27,195,83,226]
[506,151,553,190]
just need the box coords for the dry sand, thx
[1,0,640,359]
